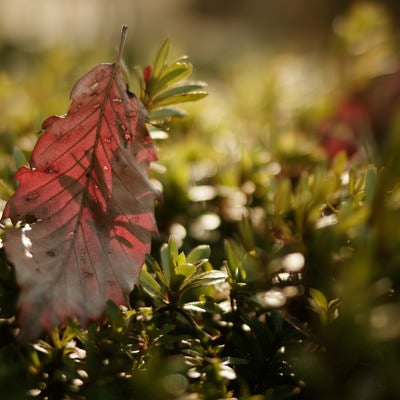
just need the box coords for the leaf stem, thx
[117,25,128,66]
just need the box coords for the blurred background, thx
[1,0,400,140]
[0,0,399,54]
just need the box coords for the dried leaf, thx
[1,27,158,342]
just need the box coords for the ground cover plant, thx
[2,4,400,399]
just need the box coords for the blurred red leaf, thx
[319,70,400,158]
[1,30,158,341]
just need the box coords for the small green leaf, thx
[149,106,188,122]
[175,263,197,282]
[180,270,228,293]
[224,242,236,281]
[152,82,207,103]
[224,239,246,281]
[309,288,328,312]
[177,251,187,266]
[332,151,348,176]
[133,65,145,98]
[151,92,208,109]
[151,62,193,95]
[160,243,173,284]
[348,169,356,196]
[238,217,255,251]
[145,253,168,287]
[140,265,166,302]
[187,244,211,264]
[274,178,292,215]
[337,202,370,232]
[354,173,366,193]
[168,238,179,264]
[160,238,180,285]
[152,38,170,80]
[106,300,125,333]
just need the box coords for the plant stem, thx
[117,25,128,66]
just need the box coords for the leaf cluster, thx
[133,39,207,130]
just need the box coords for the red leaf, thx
[1,31,158,342]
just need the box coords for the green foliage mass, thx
[2,4,400,399]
